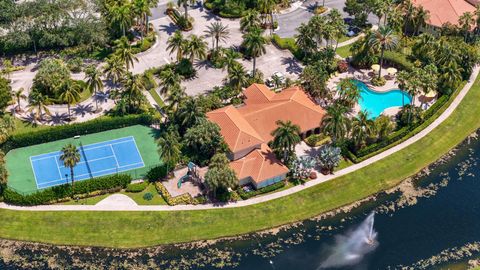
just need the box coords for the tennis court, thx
[30,136,145,189]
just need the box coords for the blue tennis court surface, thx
[30,136,144,189]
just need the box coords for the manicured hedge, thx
[271,34,303,60]
[145,164,168,182]
[4,174,132,206]
[155,182,204,205]
[238,181,286,200]
[381,51,414,71]
[3,114,153,152]
[126,181,148,192]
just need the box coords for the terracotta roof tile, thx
[229,144,289,184]
[413,0,476,27]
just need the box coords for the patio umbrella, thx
[371,64,380,72]
[387,67,398,75]
[425,90,437,98]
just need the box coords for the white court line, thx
[29,156,40,190]
[54,156,65,183]
[57,155,115,169]
[110,144,120,169]
[131,138,145,167]
[30,137,135,162]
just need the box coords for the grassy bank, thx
[0,76,479,248]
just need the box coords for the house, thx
[413,0,476,30]
[207,84,326,189]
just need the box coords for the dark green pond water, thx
[2,133,480,269]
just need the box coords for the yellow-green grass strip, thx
[0,76,480,248]
[5,125,161,194]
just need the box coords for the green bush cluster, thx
[167,8,193,31]
[66,57,83,73]
[305,134,331,147]
[237,181,286,200]
[381,51,414,71]
[3,114,153,152]
[4,174,132,206]
[131,30,157,54]
[145,164,169,182]
[271,34,303,60]
[204,0,246,18]
[155,182,204,205]
[126,181,148,192]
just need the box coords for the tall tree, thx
[351,110,375,150]
[27,91,51,123]
[159,67,182,95]
[204,22,230,52]
[368,26,399,78]
[322,104,350,144]
[122,73,146,109]
[157,131,181,174]
[204,152,237,200]
[59,82,81,120]
[177,0,195,21]
[85,65,104,112]
[242,29,266,77]
[103,55,126,85]
[59,143,80,190]
[225,63,249,93]
[185,35,208,62]
[12,88,26,113]
[110,3,133,37]
[114,36,138,71]
[167,30,186,62]
[240,10,261,32]
[271,120,301,163]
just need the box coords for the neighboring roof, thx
[208,84,325,153]
[413,0,476,27]
[206,106,264,153]
[229,144,289,184]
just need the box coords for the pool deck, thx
[328,66,425,117]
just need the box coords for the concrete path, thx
[1,66,478,211]
[96,194,138,207]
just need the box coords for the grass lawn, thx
[5,125,162,194]
[121,184,167,205]
[148,88,166,109]
[11,118,49,135]
[0,76,479,248]
[336,44,353,58]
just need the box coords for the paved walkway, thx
[1,66,478,211]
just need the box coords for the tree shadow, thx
[48,112,69,125]
[73,104,94,117]
[281,57,303,75]
[202,10,220,21]
[159,23,179,36]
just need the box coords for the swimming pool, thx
[354,80,412,119]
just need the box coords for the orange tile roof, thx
[229,144,289,184]
[206,105,264,153]
[208,84,326,153]
[413,0,476,27]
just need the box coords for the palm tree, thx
[240,10,261,32]
[185,35,208,62]
[459,12,474,41]
[60,144,81,190]
[295,23,317,56]
[27,91,51,123]
[177,97,205,129]
[271,120,301,162]
[322,104,350,144]
[166,83,186,113]
[59,83,81,120]
[167,30,186,62]
[368,26,399,78]
[12,88,26,113]
[103,55,126,85]
[123,73,147,109]
[177,0,195,21]
[132,0,154,36]
[402,0,416,35]
[225,63,249,92]
[413,6,429,35]
[351,111,375,150]
[221,48,240,72]
[110,3,133,37]
[85,65,104,112]
[258,0,276,33]
[0,115,15,144]
[159,67,182,95]
[242,29,266,77]
[114,37,138,71]
[204,22,230,52]
[337,79,361,108]
[157,132,181,174]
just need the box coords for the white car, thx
[272,71,286,83]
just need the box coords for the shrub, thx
[143,192,153,201]
[126,181,148,192]
[237,181,286,200]
[167,8,193,30]
[4,174,132,206]
[371,76,386,86]
[66,57,83,73]
[175,59,196,78]
[381,51,414,71]
[145,164,169,182]
[314,6,327,14]
[2,114,153,152]
[337,60,348,73]
[305,134,331,147]
[271,34,303,60]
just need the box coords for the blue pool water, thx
[354,80,412,119]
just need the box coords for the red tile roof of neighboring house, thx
[229,144,289,184]
[413,0,476,27]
